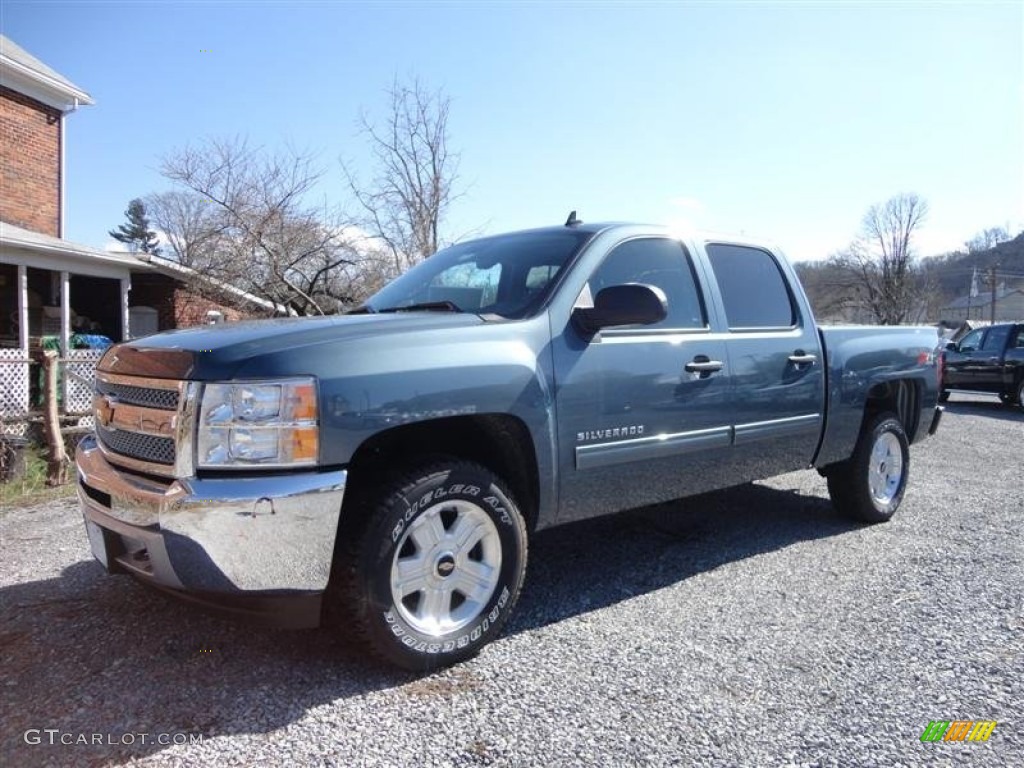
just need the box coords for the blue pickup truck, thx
[76,219,943,670]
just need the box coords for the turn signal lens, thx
[289,382,317,421]
[288,427,319,463]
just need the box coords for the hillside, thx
[795,232,1024,322]
[918,232,1024,299]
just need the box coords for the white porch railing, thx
[0,348,104,436]
[0,349,31,437]
[62,349,104,418]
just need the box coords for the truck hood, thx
[98,313,486,380]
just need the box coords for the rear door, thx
[702,242,826,483]
[977,325,1013,391]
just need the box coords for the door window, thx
[587,238,706,329]
[981,326,1010,353]
[958,329,984,352]
[706,244,797,329]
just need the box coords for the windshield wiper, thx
[375,301,463,314]
[345,304,376,314]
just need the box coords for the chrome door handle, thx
[788,353,817,365]
[685,360,724,373]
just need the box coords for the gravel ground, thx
[2,392,1021,767]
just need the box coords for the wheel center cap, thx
[436,554,456,578]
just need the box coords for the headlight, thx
[197,378,318,468]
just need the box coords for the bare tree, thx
[159,137,363,315]
[343,78,460,275]
[794,260,862,321]
[965,226,1010,254]
[145,190,227,267]
[833,193,929,325]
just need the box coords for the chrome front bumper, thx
[76,435,346,623]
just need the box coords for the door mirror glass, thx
[573,283,667,334]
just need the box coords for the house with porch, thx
[0,36,281,435]
[0,35,130,427]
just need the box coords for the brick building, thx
[0,36,271,428]
[127,253,279,335]
[0,35,135,424]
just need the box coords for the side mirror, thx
[944,341,957,351]
[573,283,667,335]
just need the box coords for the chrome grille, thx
[93,372,189,476]
[96,424,175,465]
[95,379,179,410]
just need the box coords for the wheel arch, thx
[862,377,922,442]
[343,414,542,532]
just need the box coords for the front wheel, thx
[330,460,528,671]
[827,413,910,523]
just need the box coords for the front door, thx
[945,327,988,391]
[551,236,734,524]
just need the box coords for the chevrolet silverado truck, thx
[76,219,943,670]
[939,322,1024,409]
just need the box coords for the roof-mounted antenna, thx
[564,210,582,227]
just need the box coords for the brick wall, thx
[128,273,178,331]
[172,286,250,327]
[0,86,61,236]
[128,272,254,331]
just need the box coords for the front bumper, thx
[76,435,347,627]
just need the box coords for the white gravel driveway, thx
[1,393,1021,767]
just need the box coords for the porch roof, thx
[0,220,150,279]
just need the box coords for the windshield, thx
[366,229,594,318]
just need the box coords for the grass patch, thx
[0,440,76,510]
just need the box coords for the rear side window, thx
[982,325,1011,353]
[706,244,796,329]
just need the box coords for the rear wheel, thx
[827,413,910,523]
[937,390,950,403]
[1000,382,1023,407]
[330,459,528,671]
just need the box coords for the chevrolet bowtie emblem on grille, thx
[95,395,116,428]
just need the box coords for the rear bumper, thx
[928,405,944,436]
[76,435,347,627]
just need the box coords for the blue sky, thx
[4,0,1022,261]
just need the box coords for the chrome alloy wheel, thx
[390,500,502,636]
[868,431,904,506]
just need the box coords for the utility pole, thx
[988,265,999,324]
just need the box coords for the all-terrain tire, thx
[826,413,910,524]
[329,459,528,671]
